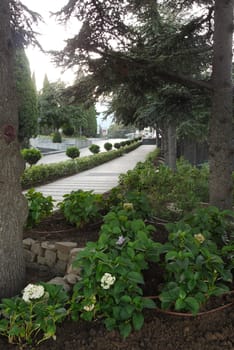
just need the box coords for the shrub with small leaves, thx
[62,124,75,136]
[21,148,42,166]
[66,146,80,159]
[89,144,100,154]
[104,142,112,151]
[52,131,62,143]
[114,142,121,149]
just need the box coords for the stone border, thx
[23,238,85,291]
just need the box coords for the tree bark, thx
[209,0,234,209]
[0,0,28,297]
[167,122,177,171]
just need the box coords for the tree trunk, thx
[167,122,177,171]
[0,0,28,298]
[209,0,234,209]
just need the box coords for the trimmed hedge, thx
[21,140,142,189]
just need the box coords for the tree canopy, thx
[54,0,233,210]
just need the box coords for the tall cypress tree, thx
[15,48,38,147]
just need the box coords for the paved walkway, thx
[34,145,156,203]
[37,138,127,165]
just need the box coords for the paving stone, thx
[33,145,156,201]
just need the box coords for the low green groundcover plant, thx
[25,189,54,228]
[0,283,68,347]
[59,189,104,228]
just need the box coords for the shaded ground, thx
[0,212,233,350]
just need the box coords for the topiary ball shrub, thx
[104,142,112,151]
[21,148,42,166]
[89,144,100,154]
[52,131,62,143]
[66,146,80,159]
[114,142,121,149]
[62,124,75,136]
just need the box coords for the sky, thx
[21,0,113,128]
[22,0,77,90]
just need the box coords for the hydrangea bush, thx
[0,283,68,346]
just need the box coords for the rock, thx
[47,277,71,292]
[54,260,67,275]
[23,238,36,249]
[24,249,36,263]
[41,241,56,251]
[70,247,85,258]
[31,242,43,256]
[37,256,46,265]
[64,273,80,285]
[55,242,77,254]
[66,263,81,276]
[57,250,69,262]
[44,250,57,267]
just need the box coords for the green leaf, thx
[120,295,132,303]
[165,251,178,261]
[120,305,135,320]
[0,319,8,332]
[104,318,116,331]
[113,280,126,295]
[179,289,186,299]
[175,298,186,311]
[142,298,156,309]
[132,312,144,331]
[185,297,200,315]
[119,322,132,338]
[127,271,144,284]
[210,285,229,296]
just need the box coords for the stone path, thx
[34,145,156,203]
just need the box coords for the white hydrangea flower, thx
[100,273,116,289]
[22,284,45,302]
[83,304,95,312]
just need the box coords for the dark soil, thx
[0,212,233,350]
